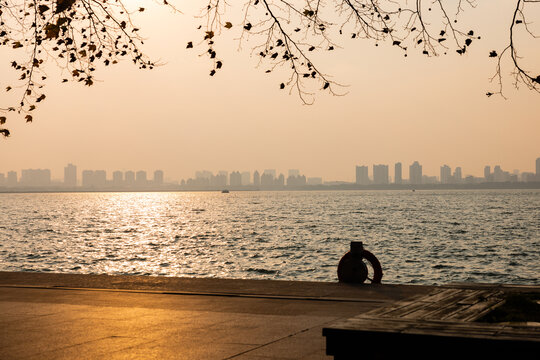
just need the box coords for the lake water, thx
[0,190,538,285]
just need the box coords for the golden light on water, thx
[2,190,537,284]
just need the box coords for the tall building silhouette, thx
[287,174,306,186]
[263,169,276,179]
[373,164,389,184]
[196,170,213,180]
[394,162,402,184]
[440,165,452,184]
[154,170,164,185]
[288,169,300,177]
[136,171,147,186]
[230,171,242,186]
[454,167,462,183]
[355,165,369,185]
[82,170,94,187]
[212,173,227,187]
[253,170,260,186]
[64,163,77,187]
[484,166,491,182]
[409,161,422,184]
[536,157,540,179]
[493,165,505,182]
[218,171,229,186]
[112,171,123,187]
[261,173,274,187]
[125,171,135,186]
[7,171,17,186]
[20,169,51,187]
[276,173,285,186]
[241,171,251,185]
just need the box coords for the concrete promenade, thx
[0,272,436,359]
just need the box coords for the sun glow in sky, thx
[1,0,539,181]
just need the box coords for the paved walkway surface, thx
[0,272,435,360]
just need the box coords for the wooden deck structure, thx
[323,285,540,359]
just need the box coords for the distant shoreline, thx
[1,182,539,194]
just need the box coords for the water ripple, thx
[0,190,538,285]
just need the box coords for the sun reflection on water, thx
[0,190,539,284]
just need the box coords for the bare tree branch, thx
[1,0,538,137]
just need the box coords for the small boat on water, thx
[221,189,230,193]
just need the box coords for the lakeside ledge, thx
[1,272,538,359]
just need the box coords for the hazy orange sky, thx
[1,1,539,182]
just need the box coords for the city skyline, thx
[2,157,539,189]
[1,1,539,184]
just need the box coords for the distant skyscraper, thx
[373,164,389,184]
[64,163,77,187]
[0,173,5,186]
[154,170,164,185]
[454,167,462,183]
[211,174,227,187]
[409,161,422,184]
[288,169,300,177]
[276,173,285,186]
[287,174,306,186]
[82,170,94,187]
[394,163,402,184]
[241,171,251,186]
[230,171,242,186]
[484,166,491,182]
[196,170,213,179]
[218,171,229,186]
[125,171,135,186]
[253,171,260,186]
[263,169,276,179]
[261,173,274,187]
[20,169,51,187]
[422,175,438,184]
[7,171,17,186]
[355,165,369,185]
[493,165,505,182]
[440,165,452,184]
[112,171,123,186]
[536,157,540,179]
[522,172,536,182]
[136,171,147,185]
[307,177,323,185]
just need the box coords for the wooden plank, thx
[405,322,502,338]
[497,324,540,339]
[416,290,493,320]
[401,301,464,320]
[362,289,504,322]
[324,317,539,342]
[401,289,482,320]
[363,299,418,317]
[442,294,504,321]
[380,289,465,318]
[414,288,464,303]
[363,291,439,317]
[324,286,540,359]
[455,289,491,305]
[325,317,413,332]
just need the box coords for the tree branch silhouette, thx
[488,0,540,98]
[1,0,538,137]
